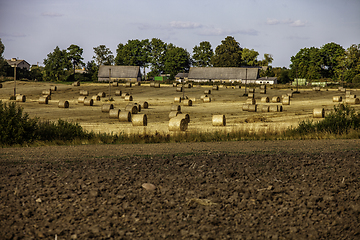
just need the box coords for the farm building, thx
[187,67,260,83]
[98,65,141,82]
[175,72,189,82]
[256,77,278,85]
[6,58,31,70]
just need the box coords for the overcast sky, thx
[1,0,359,68]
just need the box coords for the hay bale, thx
[261,97,269,103]
[50,86,57,91]
[313,108,325,118]
[139,101,149,109]
[212,85,219,90]
[200,94,208,100]
[171,105,181,111]
[125,105,138,114]
[78,96,86,103]
[173,82,177,87]
[287,92,293,98]
[109,109,120,118]
[271,96,280,103]
[212,115,226,126]
[150,82,155,87]
[242,104,249,111]
[177,113,190,123]
[347,94,357,99]
[121,92,129,98]
[203,97,211,103]
[58,100,69,108]
[183,99,192,106]
[269,105,279,112]
[169,111,181,119]
[235,85,241,89]
[72,81,80,86]
[16,95,26,102]
[248,104,257,112]
[333,96,342,102]
[80,90,89,96]
[260,85,266,89]
[248,93,255,98]
[345,98,360,104]
[124,95,133,101]
[98,92,106,97]
[169,117,188,131]
[204,89,211,94]
[313,87,321,91]
[127,103,141,112]
[176,86,183,92]
[42,95,51,100]
[249,88,255,93]
[246,98,255,105]
[282,96,290,105]
[125,82,132,88]
[112,82,118,87]
[92,95,101,101]
[260,105,269,112]
[119,111,131,122]
[38,96,48,104]
[101,104,114,113]
[260,89,266,94]
[84,98,94,106]
[115,90,122,96]
[173,96,181,103]
[345,90,351,96]
[154,82,160,88]
[135,82,141,86]
[132,114,147,126]
[42,89,51,95]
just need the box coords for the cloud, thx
[266,18,307,27]
[290,20,307,27]
[266,18,280,25]
[169,21,202,29]
[41,12,64,17]
[199,27,258,36]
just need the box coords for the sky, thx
[1,0,359,69]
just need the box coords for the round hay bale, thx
[176,86,183,92]
[125,105,138,114]
[72,81,80,86]
[313,108,325,118]
[282,96,290,105]
[269,105,279,112]
[119,111,131,122]
[204,89,211,94]
[235,85,241,89]
[78,96,87,103]
[125,82,132,88]
[80,90,89,96]
[135,82,141,86]
[338,87,344,91]
[150,82,155,87]
[212,85,219,90]
[132,114,147,126]
[112,82,118,87]
[212,115,226,126]
[200,94,208,100]
[169,117,188,131]
[169,111,181,119]
[38,96,48,104]
[345,90,351,96]
[333,96,342,102]
[139,101,149,109]
[84,98,94,106]
[43,95,51,100]
[260,105,269,112]
[50,86,57,91]
[345,98,360,104]
[242,104,249,111]
[287,92,293,98]
[127,103,141,112]
[203,97,211,103]
[313,87,321,91]
[246,98,255,105]
[248,93,255,98]
[183,99,192,106]
[16,95,26,102]
[124,95,133,101]
[347,94,357,99]
[58,100,69,108]
[170,105,181,111]
[101,104,114,112]
[271,96,280,103]
[278,105,283,112]
[282,94,288,99]
[154,82,160,88]
[173,82,177,87]
[98,92,106,97]
[248,104,257,112]
[177,113,190,123]
[115,90,122,96]
[109,109,120,118]
[260,89,266,94]
[174,96,182,103]
[249,88,255,93]
[121,92,129,98]
[42,89,51,95]
[260,84,266,89]
[261,97,269,103]
[92,95,101,101]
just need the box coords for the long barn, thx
[98,66,141,82]
[187,67,260,83]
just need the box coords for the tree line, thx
[0,37,359,84]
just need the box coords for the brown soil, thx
[1,139,360,239]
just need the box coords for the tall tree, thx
[260,53,274,66]
[67,44,84,74]
[290,47,323,79]
[241,48,259,66]
[0,38,11,76]
[93,45,114,66]
[43,46,71,81]
[211,36,243,67]
[343,44,360,83]
[320,42,345,79]
[192,41,213,67]
[163,44,191,80]
[148,38,167,77]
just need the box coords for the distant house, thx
[256,77,278,85]
[97,65,141,82]
[175,72,189,82]
[6,58,31,70]
[187,67,260,83]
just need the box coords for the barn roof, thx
[188,67,259,80]
[98,65,141,78]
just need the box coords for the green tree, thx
[320,42,345,79]
[43,46,71,81]
[93,45,114,66]
[67,44,84,74]
[29,65,43,81]
[0,38,11,77]
[148,38,167,77]
[290,47,323,79]
[343,44,360,83]
[241,48,259,66]
[192,41,213,67]
[211,36,243,67]
[84,60,99,82]
[163,44,191,80]
[260,53,274,66]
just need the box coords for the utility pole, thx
[109,68,111,100]
[13,65,17,96]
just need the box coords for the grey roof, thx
[188,67,259,80]
[175,72,189,78]
[6,59,30,67]
[258,77,277,81]
[98,65,141,78]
